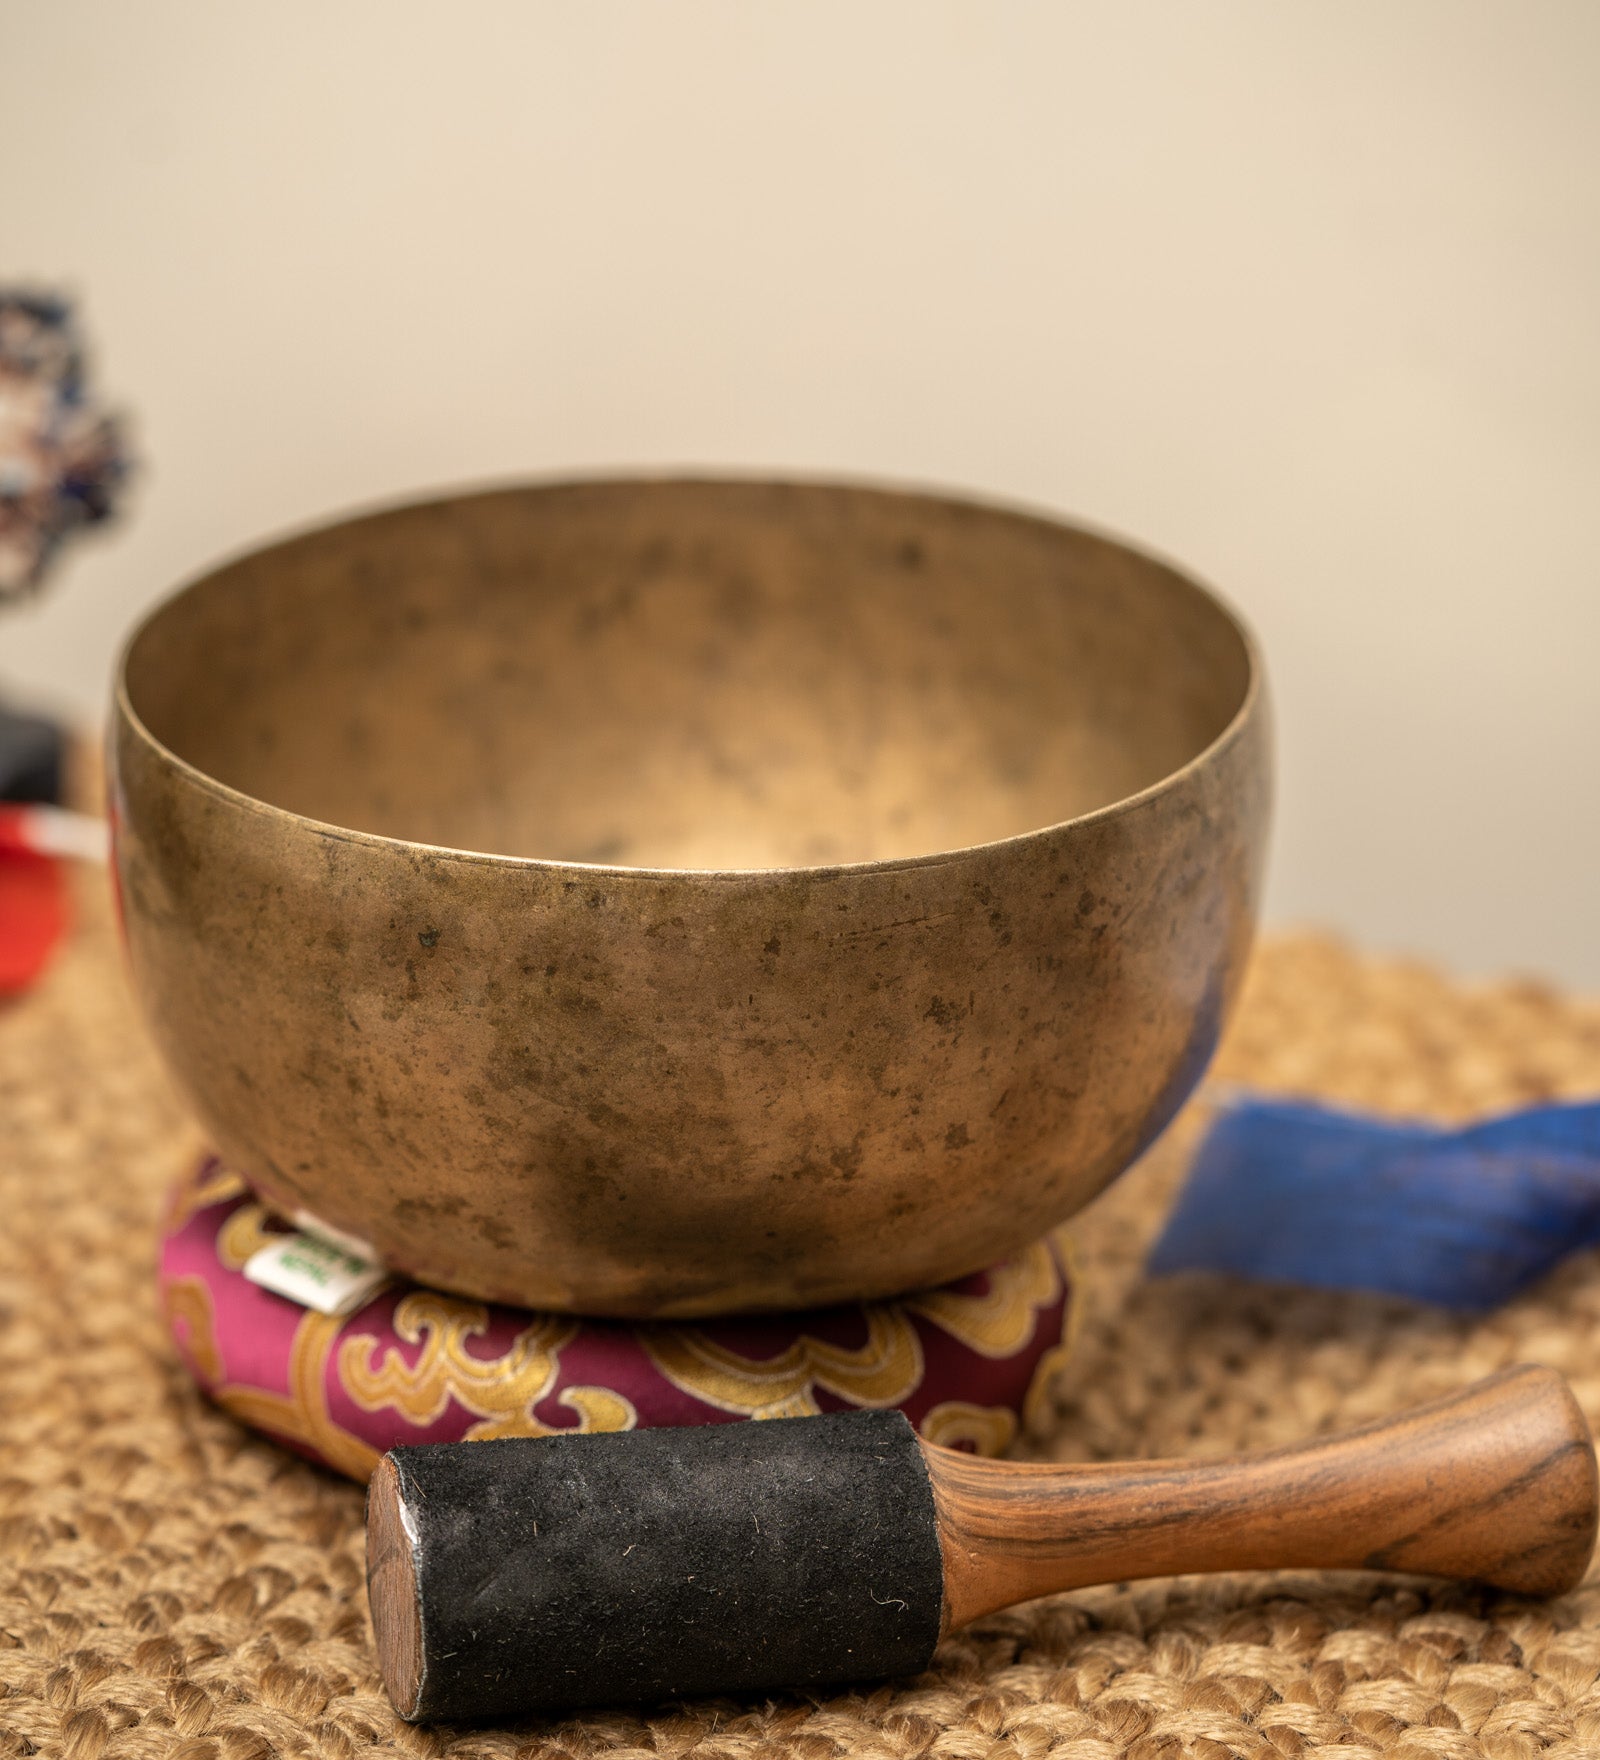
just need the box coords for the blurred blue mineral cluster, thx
[0,291,130,601]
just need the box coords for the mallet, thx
[367,1364,1597,1723]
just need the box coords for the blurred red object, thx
[0,844,68,994]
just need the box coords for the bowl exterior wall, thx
[111,693,1269,1317]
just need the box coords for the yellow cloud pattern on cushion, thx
[340,1291,636,1441]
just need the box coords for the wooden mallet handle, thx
[368,1365,1596,1721]
[926,1363,1599,1631]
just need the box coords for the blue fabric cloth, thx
[1147,1096,1600,1310]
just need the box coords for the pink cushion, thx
[160,1155,1076,1481]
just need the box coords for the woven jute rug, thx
[5,876,1600,1760]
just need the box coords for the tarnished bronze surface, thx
[112,478,1271,1317]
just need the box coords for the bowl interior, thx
[123,480,1251,870]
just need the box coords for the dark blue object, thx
[0,704,65,804]
[1148,1094,1600,1310]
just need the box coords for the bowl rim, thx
[112,470,1266,883]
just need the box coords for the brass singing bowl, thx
[113,478,1270,1317]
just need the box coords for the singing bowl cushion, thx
[160,1157,1077,1481]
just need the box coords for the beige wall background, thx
[2,1,1596,984]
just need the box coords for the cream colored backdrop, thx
[2,2,1596,982]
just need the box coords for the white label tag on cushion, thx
[243,1230,390,1317]
[288,1206,378,1262]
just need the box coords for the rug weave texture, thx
[4,880,1600,1760]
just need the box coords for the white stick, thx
[0,805,110,863]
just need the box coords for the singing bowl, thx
[113,477,1270,1317]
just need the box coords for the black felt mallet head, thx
[367,1367,1596,1724]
